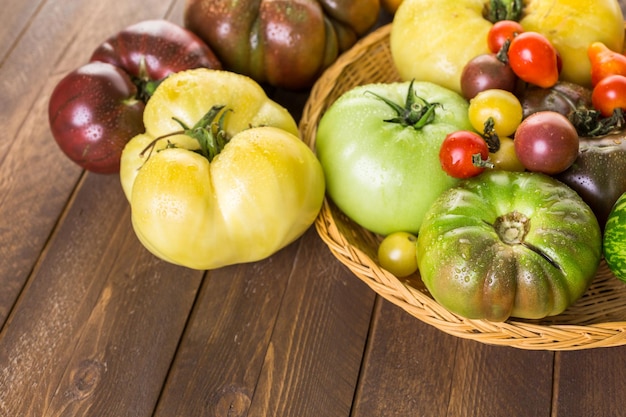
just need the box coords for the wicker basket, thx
[299,24,626,351]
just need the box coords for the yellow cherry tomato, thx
[468,89,523,138]
[489,136,526,172]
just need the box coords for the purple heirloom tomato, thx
[48,20,221,174]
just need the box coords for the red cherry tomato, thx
[439,131,491,179]
[508,32,559,88]
[487,20,524,54]
[592,74,626,117]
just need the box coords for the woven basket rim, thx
[300,24,626,351]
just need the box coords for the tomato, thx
[439,131,491,179]
[592,75,626,117]
[184,0,380,89]
[517,81,593,120]
[514,111,579,174]
[90,20,221,90]
[489,136,525,172]
[603,192,626,283]
[315,80,473,235]
[391,0,624,93]
[378,232,418,278]
[468,89,523,137]
[48,20,221,174]
[119,69,325,270]
[49,62,146,174]
[460,54,517,100]
[417,170,602,321]
[507,32,559,88]
[588,41,626,86]
[556,133,626,230]
[487,20,524,54]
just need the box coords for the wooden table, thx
[3,1,626,416]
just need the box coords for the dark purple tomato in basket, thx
[48,19,221,174]
[514,111,579,175]
[555,133,626,230]
[460,53,517,100]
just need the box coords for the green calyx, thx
[486,0,523,23]
[367,80,440,130]
[140,105,231,163]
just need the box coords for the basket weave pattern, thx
[300,24,626,350]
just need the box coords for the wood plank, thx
[0,0,180,326]
[247,231,376,417]
[0,0,43,61]
[352,299,553,417]
[553,347,626,417]
[152,231,308,416]
[0,172,202,416]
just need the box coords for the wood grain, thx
[3,1,626,416]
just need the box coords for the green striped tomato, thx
[603,192,626,282]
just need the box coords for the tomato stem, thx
[493,211,530,245]
[472,153,494,169]
[481,117,501,153]
[139,105,232,164]
[570,108,626,137]
[485,0,523,23]
[366,80,440,130]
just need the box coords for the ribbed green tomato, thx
[417,170,602,321]
[315,80,473,235]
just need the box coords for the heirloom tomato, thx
[378,231,418,278]
[556,133,626,230]
[49,20,221,174]
[603,192,626,282]
[507,31,560,88]
[417,170,602,321]
[592,75,626,117]
[391,0,624,93]
[514,111,579,174]
[120,69,325,270]
[184,0,379,89]
[315,80,473,236]
[439,130,491,179]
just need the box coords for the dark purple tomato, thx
[48,61,145,174]
[90,19,221,85]
[460,54,517,100]
[514,111,580,175]
[49,19,222,174]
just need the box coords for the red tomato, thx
[508,32,559,88]
[439,131,491,179]
[592,74,626,117]
[487,20,524,54]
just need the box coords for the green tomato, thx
[315,80,473,235]
[603,192,626,283]
[417,170,602,321]
[378,231,418,278]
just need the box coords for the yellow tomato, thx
[391,0,625,93]
[468,89,523,138]
[120,69,325,270]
